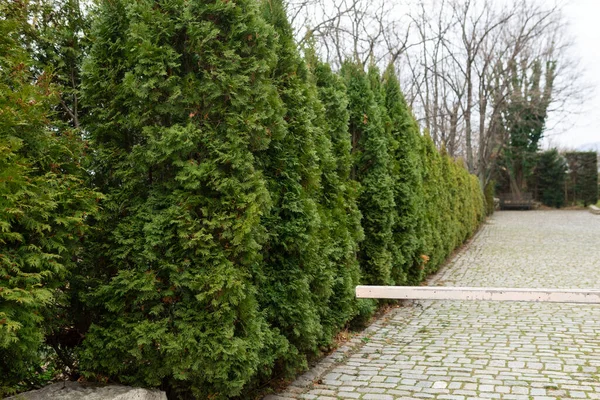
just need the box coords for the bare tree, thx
[289,0,585,187]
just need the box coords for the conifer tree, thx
[367,64,402,283]
[381,65,425,284]
[258,0,327,370]
[419,134,444,270]
[342,62,395,286]
[80,1,285,397]
[306,48,363,342]
[0,2,98,394]
[441,152,460,255]
[530,150,567,208]
[417,135,484,274]
[25,0,91,128]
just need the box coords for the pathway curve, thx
[266,210,600,400]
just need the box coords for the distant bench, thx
[498,192,535,210]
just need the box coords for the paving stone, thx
[268,211,600,399]
[337,392,360,399]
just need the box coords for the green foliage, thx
[381,64,425,284]
[419,135,445,269]
[419,135,484,274]
[305,50,363,345]
[565,152,599,206]
[373,64,484,283]
[342,62,395,286]
[25,0,92,128]
[484,181,496,216]
[2,2,486,397]
[0,2,98,395]
[79,0,284,397]
[257,0,329,373]
[529,150,567,208]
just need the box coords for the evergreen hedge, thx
[0,3,98,395]
[565,152,599,206]
[306,50,363,346]
[2,1,485,398]
[381,65,425,285]
[342,62,395,286]
[530,150,567,208]
[79,0,286,397]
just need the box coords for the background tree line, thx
[520,150,599,208]
[289,0,585,189]
[0,0,486,398]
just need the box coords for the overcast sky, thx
[545,0,600,150]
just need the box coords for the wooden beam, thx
[356,286,600,304]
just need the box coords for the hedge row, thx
[1,0,484,398]
[565,152,599,207]
[527,150,598,208]
[0,4,100,393]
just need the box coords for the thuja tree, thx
[80,0,285,397]
[367,64,403,283]
[565,152,599,206]
[381,64,425,285]
[20,0,98,374]
[306,50,363,342]
[419,134,445,270]
[257,0,326,371]
[418,135,484,273]
[439,150,459,257]
[0,2,98,395]
[342,62,395,286]
[529,149,567,208]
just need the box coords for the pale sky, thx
[545,0,600,150]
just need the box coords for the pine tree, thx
[0,2,98,395]
[79,1,285,397]
[342,62,395,286]
[381,65,425,284]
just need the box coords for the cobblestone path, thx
[266,210,600,400]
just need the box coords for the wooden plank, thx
[355,286,600,304]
